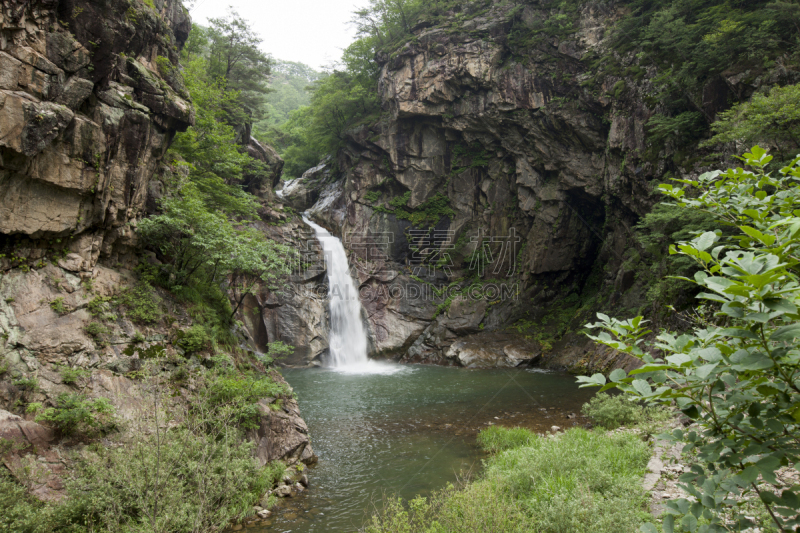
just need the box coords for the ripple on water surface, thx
[248,363,596,533]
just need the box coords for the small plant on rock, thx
[35,393,116,436]
[49,297,69,315]
[59,366,91,386]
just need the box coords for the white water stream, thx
[302,215,398,374]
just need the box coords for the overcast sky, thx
[187,0,368,71]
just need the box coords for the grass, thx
[365,426,652,533]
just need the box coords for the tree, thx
[579,147,800,532]
[206,10,272,122]
[704,84,800,159]
[137,183,294,301]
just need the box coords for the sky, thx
[187,0,368,71]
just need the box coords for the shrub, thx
[49,297,68,315]
[175,324,210,355]
[204,372,291,429]
[12,377,38,391]
[579,148,800,531]
[0,469,45,533]
[84,321,111,346]
[35,393,116,436]
[117,280,162,324]
[58,366,90,386]
[257,341,295,367]
[582,393,647,429]
[86,296,116,321]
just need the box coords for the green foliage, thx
[704,83,800,159]
[257,341,295,367]
[58,366,90,386]
[278,69,381,178]
[12,377,38,391]
[35,393,116,437]
[367,427,651,533]
[168,59,262,217]
[86,296,113,319]
[204,11,272,121]
[137,183,293,319]
[204,371,291,429]
[581,392,670,430]
[116,277,162,324]
[58,428,272,533]
[256,59,324,129]
[379,191,456,228]
[634,204,721,308]
[0,469,46,533]
[84,321,111,345]
[476,426,536,453]
[49,297,68,315]
[175,324,210,355]
[646,112,707,146]
[579,147,800,532]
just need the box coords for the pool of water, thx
[250,363,595,533]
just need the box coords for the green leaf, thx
[770,324,800,341]
[632,379,653,396]
[640,525,658,533]
[694,231,718,251]
[609,368,627,382]
[739,226,776,246]
[695,363,718,379]
[763,298,798,314]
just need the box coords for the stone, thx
[274,484,292,498]
[54,77,94,109]
[551,426,561,432]
[57,253,85,272]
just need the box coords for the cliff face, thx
[280,1,796,373]
[0,0,313,507]
[0,0,194,270]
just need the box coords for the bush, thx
[0,430,280,533]
[58,366,90,386]
[580,392,662,429]
[49,297,68,315]
[580,148,800,531]
[204,372,291,429]
[0,469,45,533]
[117,280,162,324]
[175,324,210,355]
[56,428,271,533]
[84,321,111,347]
[35,393,116,436]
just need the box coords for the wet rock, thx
[274,484,293,498]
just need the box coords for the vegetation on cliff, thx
[268,0,798,177]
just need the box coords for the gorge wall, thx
[0,0,312,507]
[276,1,797,373]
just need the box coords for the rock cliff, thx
[0,0,313,509]
[277,1,797,373]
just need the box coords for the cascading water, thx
[302,215,379,371]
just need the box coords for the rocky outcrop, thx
[0,0,192,267]
[283,1,797,373]
[0,0,314,508]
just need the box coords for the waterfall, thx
[302,215,370,368]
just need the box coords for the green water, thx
[252,363,595,533]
